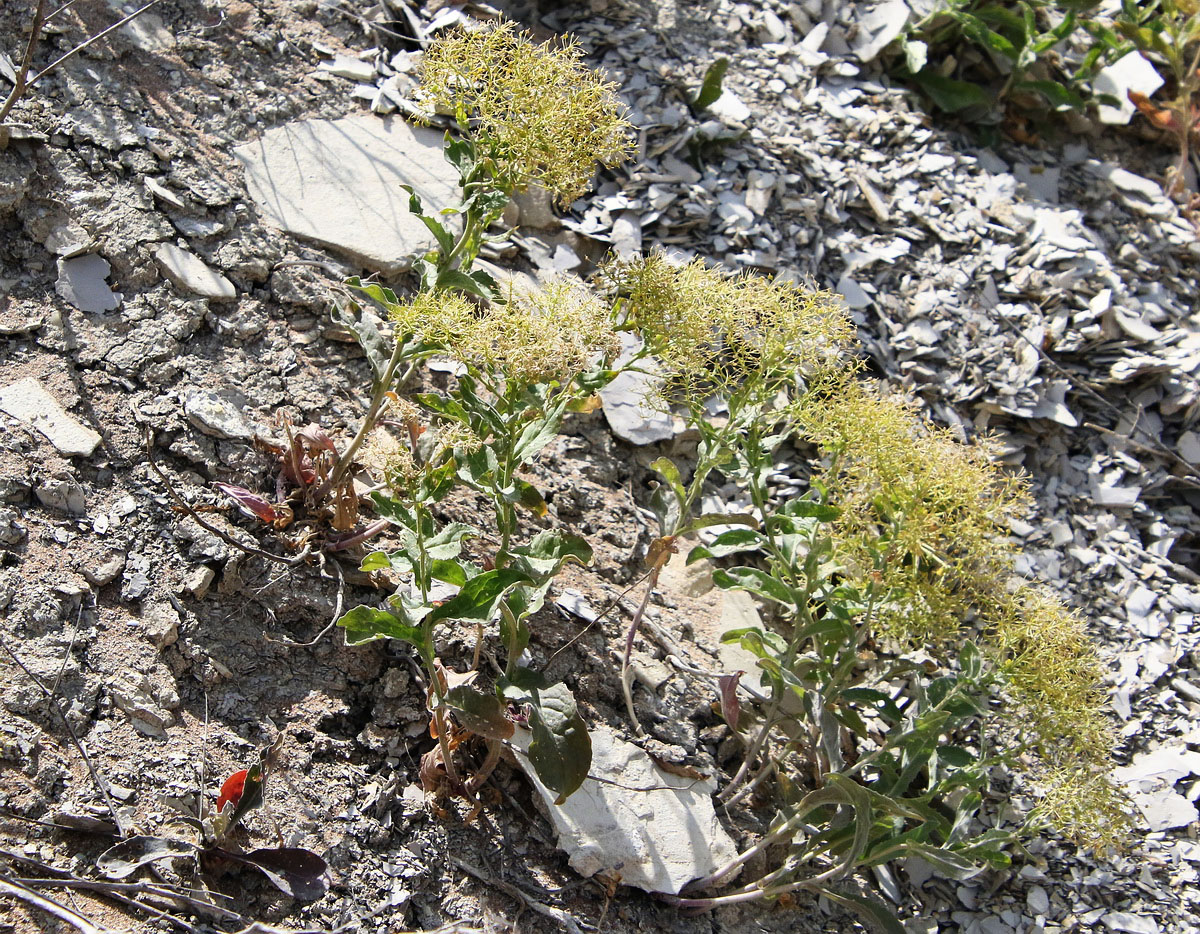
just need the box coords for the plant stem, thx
[0,0,48,127]
[620,565,660,734]
[325,353,417,497]
[717,689,782,802]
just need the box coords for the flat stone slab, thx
[234,115,459,273]
[0,377,101,457]
[511,725,737,894]
[155,244,236,300]
[56,254,121,312]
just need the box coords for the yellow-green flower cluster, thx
[389,279,618,387]
[605,252,855,402]
[796,381,1026,644]
[989,589,1129,850]
[794,382,1127,848]
[419,22,631,205]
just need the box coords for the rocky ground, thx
[1,1,1199,933]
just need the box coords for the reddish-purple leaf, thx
[295,424,337,454]
[717,671,744,731]
[215,483,279,523]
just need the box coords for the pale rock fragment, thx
[1094,52,1164,125]
[183,388,252,441]
[318,54,377,82]
[1132,788,1198,831]
[109,671,175,738]
[1113,746,1200,786]
[35,477,87,515]
[1092,482,1140,508]
[56,254,122,312]
[155,244,236,300]
[44,222,93,257]
[0,377,101,456]
[510,725,737,894]
[706,89,751,123]
[120,11,175,52]
[235,115,458,273]
[850,1,910,61]
[837,274,872,309]
[1178,430,1200,465]
[611,211,643,258]
[599,333,675,445]
[141,601,180,649]
[1102,911,1161,934]
[512,184,558,229]
[67,106,140,149]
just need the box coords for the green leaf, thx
[360,550,393,572]
[426,568,532,626]
[649,456,686,505]
[686,527,766,563]
[513,412,564,465]
[525,683,591,804]
[457,377,507,436]
[414,213,456,257]
[936,745,976,768]
[337,604,430,650]
[687,512,759,531]
[430,558,470,588]
[98,836,200,879]
[445,685,514,740]
[648,482,681,537]
[498,667,551,699]
[444,133,476,176]
[369,492,417,530]
[956,15,1018,60]
[500,601,533,656]
[425,522,475,560]
[840,687,903,724]
[959,640,983,680]
[927,676,959,707]
[720,625,788,658]
[435,268,493,299]
[817,888,907,934]
[224,846,329,901]
[472,188,512,223]
[225,760,265,831]
[331,293,392,385]
[469,268,498,300]
[782,498,841,522]
[692,57,730,110]
[914,71,992,113]
[712,566,796,607]
[896,842,986,880]
[1014,78,1084,110]
[514,530,594,577]
[400,183,425,217]
[508,478,548,517]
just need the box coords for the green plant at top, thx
[607,256,1126,921]
[1109,0,1200,195]
[890,0,1104,117]
[326,19,631,494]
[324,22,632,806]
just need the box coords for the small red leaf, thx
[717,671,744,731]
[217,769,248,812]
[215,483,279,523]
